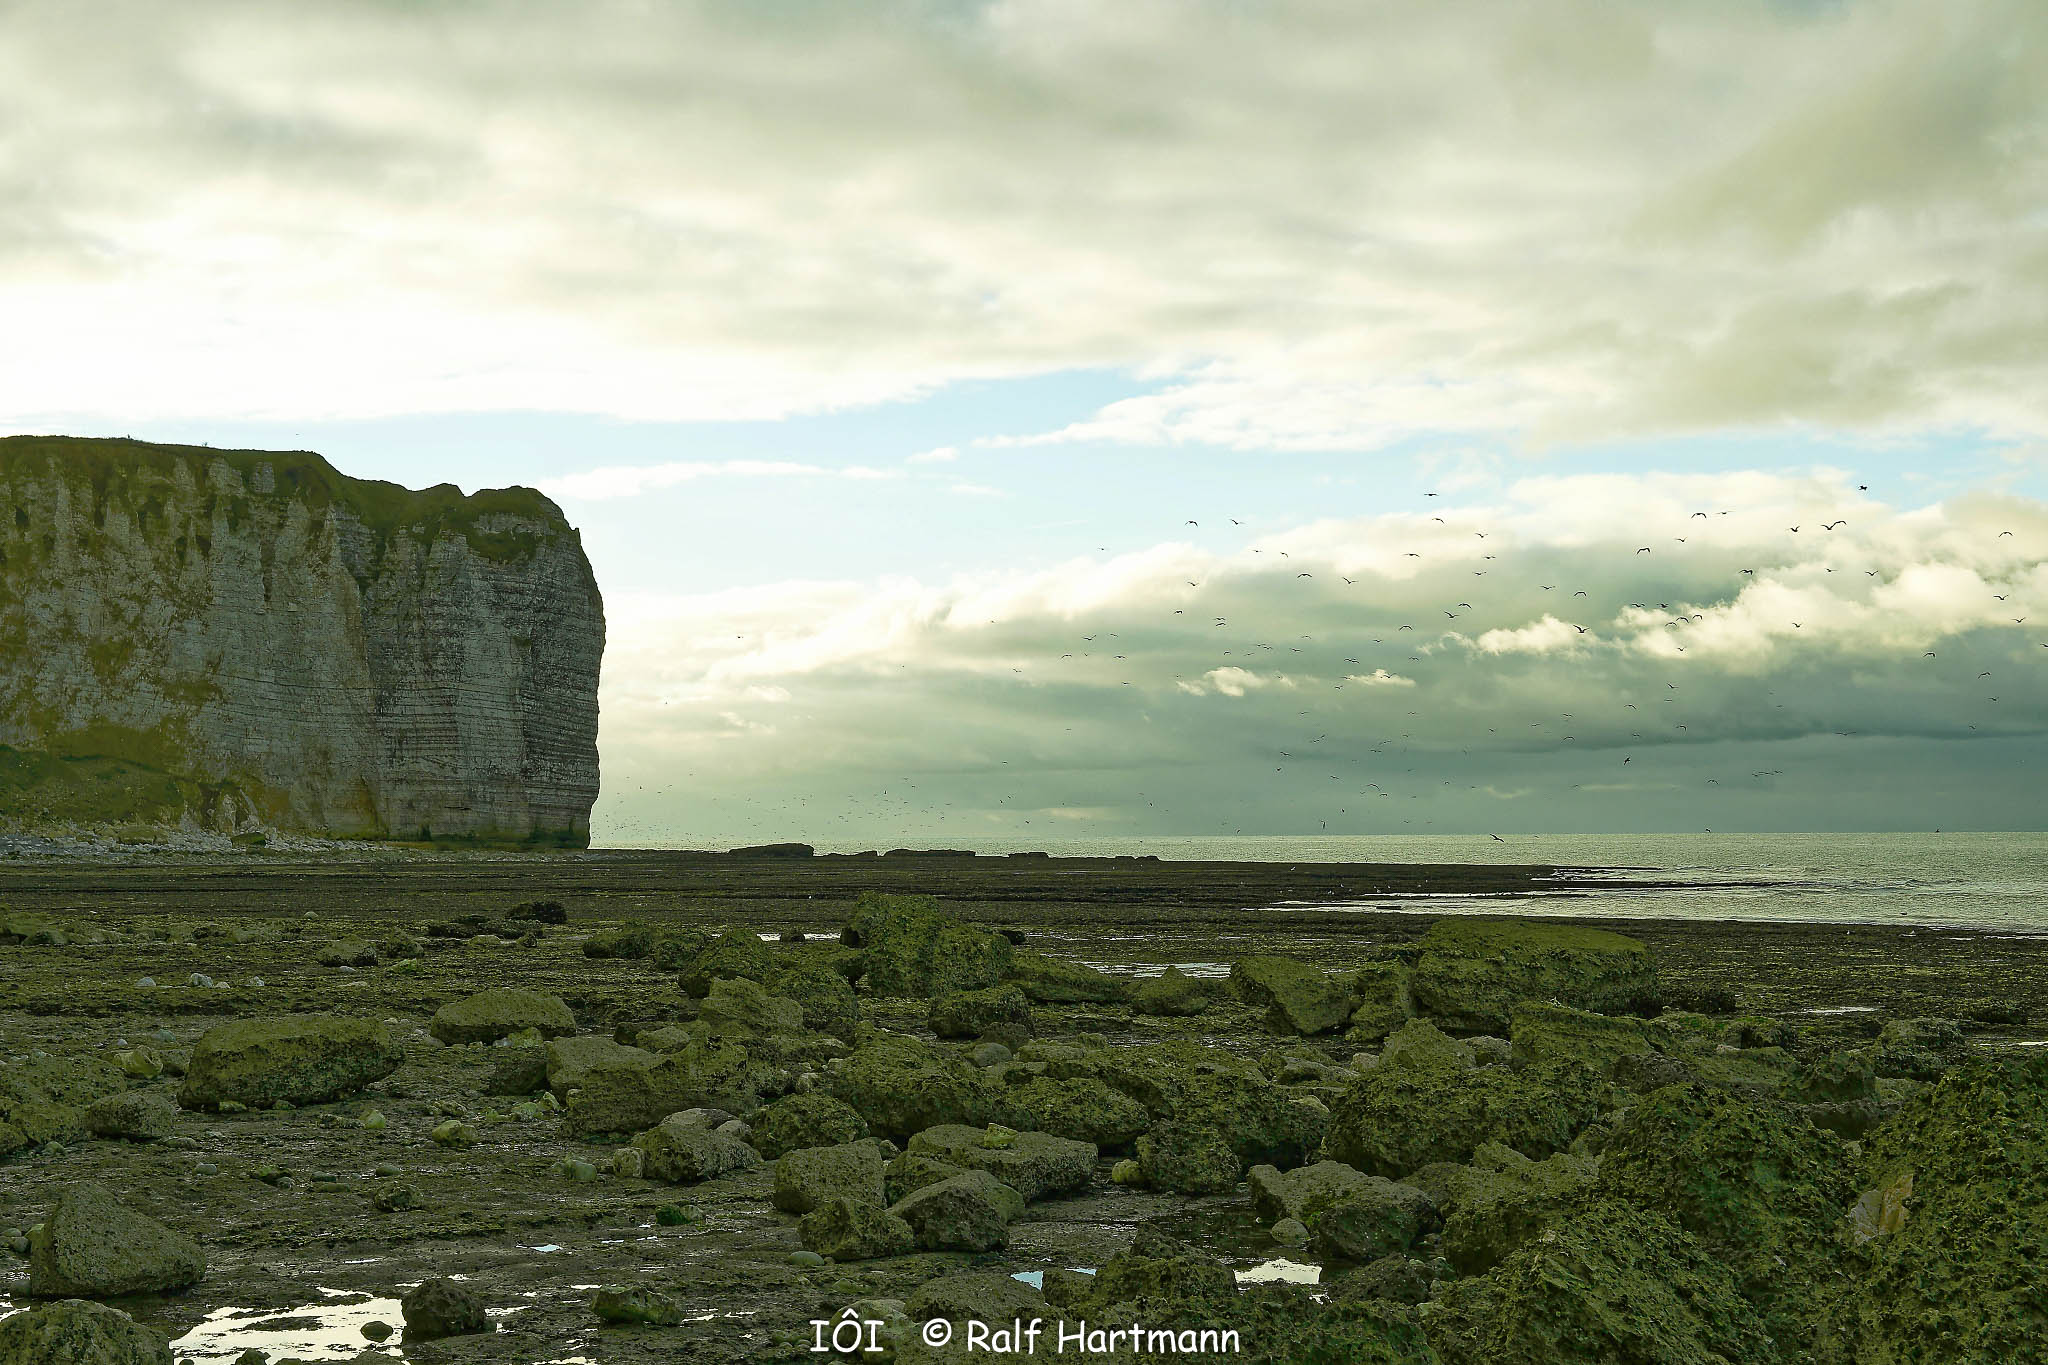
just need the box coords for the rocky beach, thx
[1,850,2042,1363]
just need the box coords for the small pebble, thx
[788,1250,826,1268]
[136,977,156,988]
[195,1162,219,1177]
[187,973,213,988]
[374,1163,403,1178]
[361,1320,393,1342]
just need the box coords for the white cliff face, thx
[0,437,603,845]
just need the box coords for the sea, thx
[607,831,2048,934]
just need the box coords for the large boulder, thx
[1508,1000,1656,1075]
[750,1091,870,1160]
[0,1299,172,1364]
[563,1040,783,1136]
[401,1278,491,1341]
[1440,1144,1596,1274]
[983,1074,1149,1150]
[1428,1200,1773,1365]
[1323,1053,1604,1176]
[178,1016,400,1110]
[774,1140,887,1214]
[1378,1017,1476,1071]
[766,961,861,1042]
[82,1091,177,1142]
[1135,1121,1241,1194]
[903,1124,1095,1203]
[1345,961,1416,1044]
[1410,918,1660,1034]
[698,976,806,1037]
[927,985,1033,1040]
[428,989,576,1045]
[677,931,778,998]
[629,1113,762,1184]
[826,1035,990,1139]
[1046,1041,1325,1169]
[1002,950,1128,1004]
[1812,1055,2048,1365]
[904,1271,1047,1326]
[1130,966,1214,1017]
[1247,1159,1383,1228]
[1232,955,1354,1036]
[845,894,1013,998]
[798,1198,915,1261]
[1599,1083,1854,1351]
[28,1184,204,1298]
[1313,1178,1439,1262]
[544,1036,656,1096]
[889,1170,1022,1252]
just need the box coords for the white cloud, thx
[907,446,958,464]
[1345,670,1417,687]
[540,460,888,501]
[950,482,1009,498]
[1,0,2040,444]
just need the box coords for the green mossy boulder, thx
[750,1091,871,1160]
[28,1183,205,1298]
[766,961,861,1042]
[1508,1001,1655,1075]
[1135,1120,1241,1194]
[799,1197,915,1261]
[845,894,1014,998]
[1232,954,1355,1035]
[1313,1178,1439,1262]
[1047,1041,1326,1169]
[1131,966,1215,1017]
[1598,1082,1854,1351]
[697,976,806,1037]
[1439,1144,1596,1274]
[428,989,576,1045]
[1003,950,1129,1005]
[0,1298,173,1364]
[889,1169,1021,1252]
[1324,1055,1603,1176]
[774,1139,886,1214]
[1345,962,1416,1044]
[1410,919,1659,1034]
[562,1040,782,1136]
[904,1123,1095,1202]
[1812,1054,2048,1364]
[983,1074,1149,1150]
[1428,1199,1773,1365]
[629,1114,762,1184]
[178,1016,401,1110]
[927,985,1034,1040]
[826,1035,991,1139]
[677,931,778,998]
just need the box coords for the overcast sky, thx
[5,0,2046,842]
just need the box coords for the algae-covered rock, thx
[1313,1177,1438,1262]
[0,1298,173,1364]
[826,1035,990,1139]
[179,1016,401,1110]
[799,1198,916,1261]
[1002,950,1128,1005]
[581,922,657,959]
[1135,1120,1241,1194]
[766,961,861,1042]
[904,1123,1094,1203]
[591,1284,687,1326]
[1345,961,1416,1044]
[1428,1199,1773,1365]
[1046,1041,1325,1169]
[926,985,1033,1040]
[544,1036,656,1096]
[889,1170,1021,1252]
[983,1074,1149,1150]
[751,1091,870,1160]
[1439,1144,1595,1274]
[28,1183,205,1298]
[1131,966,1214,1017]
[845,894,1013,998]
[774,1140,886,1214]
[697,976,805,1037]
[1248,1159,1381,1228]
[1598,1082,1853,1351]
[1812,1054,2048,1364]
[1323,1054,1603,1176]
[1410,918,1659,1034]
[563,1041,782,1136]
[1378,1018,1475,1072]
[885,1152,969,1206]
[629,1113,761,1184]
[401,1277,491,1341]
[677,930,778,998]
[1232,955,1355,1035]
[82,1091,177,1141]
[904,1270,1046,1327]
[1508,1001,1655,1075]
[1225,1286,1439,1365]
[1869,1016,1971,1081]
[428,988,576,1045]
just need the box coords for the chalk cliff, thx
[0,436,603,845]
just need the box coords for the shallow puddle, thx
[170,1289,406,1362]
[1234,1258,1321,1286]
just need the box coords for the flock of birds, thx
[602,481,2041,845]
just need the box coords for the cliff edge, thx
[0,436,604,846]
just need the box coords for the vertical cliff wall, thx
[0,436,604,845]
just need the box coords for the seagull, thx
[1185,520,1198,526]
[1824,521,1847,530]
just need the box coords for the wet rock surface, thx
[0,850,2042,1362]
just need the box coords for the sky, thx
[4,0,2046,843]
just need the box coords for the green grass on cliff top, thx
[0,434,566,546]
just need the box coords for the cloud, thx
[907,446,958,464]
[540,460,888,500]
[591,469,2048,838]
[0,0,2041,444]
